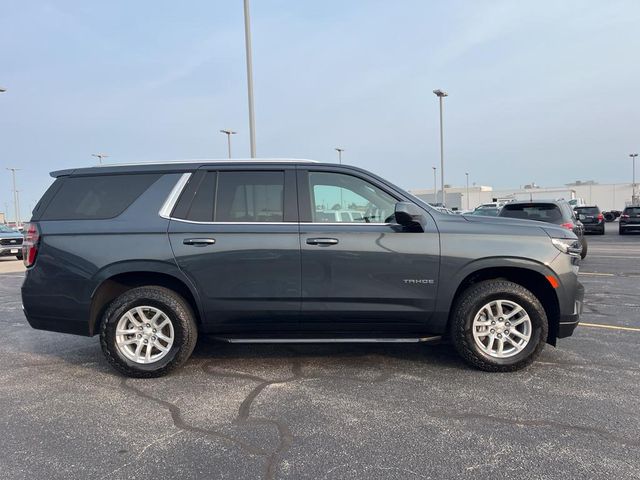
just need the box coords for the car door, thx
[168,166,301,332]
[297,166,440,332]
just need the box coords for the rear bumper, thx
[583,223,604,232]
[620,223,640,230]
[0,246,22,256]
[557,282,584,338]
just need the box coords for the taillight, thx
[597,213,603,221]
[22,223,40,268]
[621,214,630,219]
[560,222,574,230]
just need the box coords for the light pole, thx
[631,153,639,204]
[335,147,344,165]
[433,89,448,206]
[465,172,470,210]
[6,168,20,227]
[92,153,109,164]
[220,129,237,159]
[432,166,437,203]
[243,0,257,158]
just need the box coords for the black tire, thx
[450,280,548,372]
[100,286,198,378]
[619,228,625,235]
[598,227,605,235]
[15,253,23,260]
[580,237,588,259]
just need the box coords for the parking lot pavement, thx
[1,222,639,480]
[0,257,25,274]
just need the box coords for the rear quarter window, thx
[39,174,161,220]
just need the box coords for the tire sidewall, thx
[455,282,548,368]
[100,287,195,376]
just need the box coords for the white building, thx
[410,182,636,212]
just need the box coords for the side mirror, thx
[395,202,424,229]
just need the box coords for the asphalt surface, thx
[1,223,639,479]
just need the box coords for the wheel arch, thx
[444,262,561,345]
[89,262,203,336]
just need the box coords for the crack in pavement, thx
[119,377,269,457]
[202,354,394,480]
[428,409,640,449]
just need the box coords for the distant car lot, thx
[0,221,639,479]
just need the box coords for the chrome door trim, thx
[159,172,192,219]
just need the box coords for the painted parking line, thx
[580,322,640,333]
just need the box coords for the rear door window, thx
[40,174,161,220]
[216,171,284,222]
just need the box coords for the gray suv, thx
[21,160,584,377]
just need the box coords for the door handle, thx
[183,238,216,246]
[306,238,339,246]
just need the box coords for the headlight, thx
[551,238,582,257]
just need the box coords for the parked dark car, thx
[22,160,584,377]
[0,224,23,259]
[574,206,605,235]
[619,206,640,234]
[498,200,588,259]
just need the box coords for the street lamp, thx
[433,89,448,207]
[465,172,470,210]
[92,153,109,165]
[631,153,639,204]
[220,129,237,159]
[432,166,437,203]
[243,0,257,158]
[335,147,344,165]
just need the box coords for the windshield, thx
[624,207,640,215]
[0,224,18,233]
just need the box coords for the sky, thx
[1,0,640,221]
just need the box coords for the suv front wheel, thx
[450,280,548,372]
[100,286,198,378]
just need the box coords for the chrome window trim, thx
[166,217,392,226]
[158,173,192,219]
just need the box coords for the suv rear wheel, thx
[450,280,548,372]
[100,286,198,378]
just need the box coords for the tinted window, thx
[308,172,396,223]
[216,171,284,222]
[624,207,640,215]
[183,172,216,222]
[500,203,564,223]
[575,207,600,215]
[40,174,160,220]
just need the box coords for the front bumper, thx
[557,281,584,338]
[0,246,22,256]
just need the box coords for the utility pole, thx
[220,129,237,159]
[433,89,448,206]
[243,0,257,158]
[432,166,437,204]
[6,168,20,227]
[630,153,639,205]
[92,153,109,164]
[465,172,470,210]
[335,147,344,165]
[16,190,21,227]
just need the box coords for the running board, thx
[213,336,442,344]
